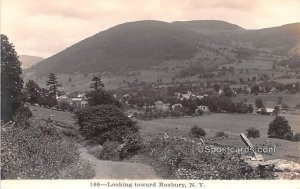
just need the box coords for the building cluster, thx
[57,93,88,108]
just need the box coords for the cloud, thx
[1,0,299,57]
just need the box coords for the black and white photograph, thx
[1,0,300,188]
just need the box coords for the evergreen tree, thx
[90,76,104,90]
[24,80,41,105]
[1,34,24,122]
[86,77,121,108]
[46,73,61,107]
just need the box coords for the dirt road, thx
[79,146,159,179]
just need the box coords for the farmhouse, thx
[196,106,209,113]
[154,101,170,111]
[71,97,88,108]
[257,108,275,115]
[181,90,192,100]
[196,95,204,99]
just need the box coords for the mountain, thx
[240,23,300,50]
[19,55,44,69]
[172,20,244,31]
[27,20,300,76]
[29,20,203,76]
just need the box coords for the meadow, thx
[233,92,300,109]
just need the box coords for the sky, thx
[1,0,300,58]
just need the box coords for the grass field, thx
[138,113,300,136]
[233,93,300,108]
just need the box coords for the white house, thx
[182,91,192,100]
[71,98,88,108]
[196,105,210,112]
[154,101,170,111]
[257,108,275,115]
[196,95,204,100]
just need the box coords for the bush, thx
[215,131,229,138]
[58,101,75,112]
[281,103,289,109]
[75,105,139,144]
[99,141,121,161]
[12,106,33,128]
[88,145,103,158]
[119,132,143,159]
[268,116,293,140]
[189,125,206,138]
[293,133,300,142]
[246,127,260,138]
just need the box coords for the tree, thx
[277,96,282,105]
[268,116,293,140]
[212,84,220,93]
[1,34,24,122]
[75,105,138,144]
[246,127,260,138]
[223,86,235,97]
[86,77,121,108]
[273,105,280,115]
[24,80,41,105]
[46,73,62,107]
[90,76,104,90]
[251,85,259,95]
[255,98,264,109]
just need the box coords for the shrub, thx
[61,128,80,140]
[215,131,229,138]
[75,105,139,144]
[88,145,103,159]
[119,132,143,160]
[268,116,293,140]
[189,125,206,138]
[246,127,260,138]
[99,141,121,161]
[281,103,289,109]
[58,101,75,112]
[12,106,33,128]
[293,133,300,142]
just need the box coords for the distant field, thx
[138,113,299,137]
[233,93,300,108]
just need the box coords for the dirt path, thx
[79,146,159,179]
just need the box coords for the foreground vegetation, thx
[130,135,275,179]
[1,110,95,179]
